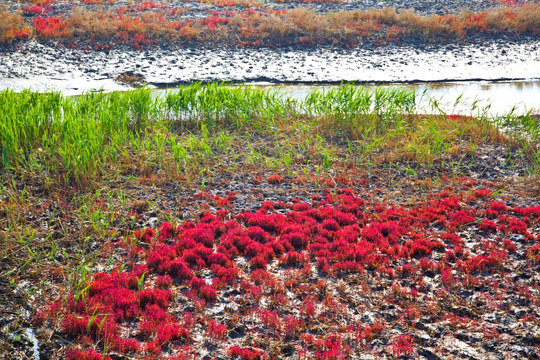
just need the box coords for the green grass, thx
[0,83,538,188]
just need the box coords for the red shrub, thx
[281,251,309,266]
[332,260,364,275]
[301,297,316,320]
[135,227,156,242]
[155,275,173,288]
[157,222,175,240]
[155,323,189,345]
[23,5,45,14]
[206,319,228,341]
[211,264,238,283]
[137,1,158,11]
[449,210,475,228]
[65,348,112,360]
[441,268,457,288]
[207,251,231,267]
[508,219,528,235]
[138,288,172,309]
[247,226,271,243]
[390,334,414,356]
[322,218,341,232]
[250,256,268,270]
[527,243,540,262]
[112,337,141,353]
[282,231,310,250]
[461,251,506,272]
[503,239,517,253]
[478,219,498,232]
[61,314,89,338]
[199,285,218,302]
[170,258,194,281]
[489,202,507,213]
[228,346,267,360]
[474,188,492,198]
[146,244,176,273]
[89,270,139,295]
[267,174,284,184]
[363,322,385,341]
[190,277,206,290]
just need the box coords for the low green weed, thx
[0,83,538,190]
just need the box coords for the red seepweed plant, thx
[32,15,67,38]
[38,179,539,358]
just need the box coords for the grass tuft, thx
[1,84,538,188]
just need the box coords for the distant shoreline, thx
[1,1,539,51]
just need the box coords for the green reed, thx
[0,83,536,186]
[304,84,416,138]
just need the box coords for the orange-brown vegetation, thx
[0,9,31,44]
[0,2,539,47]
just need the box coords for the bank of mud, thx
[1,38,539,95]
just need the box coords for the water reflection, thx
[253,81,540,116]
[148,80,540,116]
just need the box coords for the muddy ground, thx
[1,38,539,95]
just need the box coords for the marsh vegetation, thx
[1,84,539,359]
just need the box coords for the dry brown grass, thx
[511,3,540,34]
[397,9,465,36]
[64,7,178,45]
[1,2,539,48]
[68,7,118,39]
[115,71,144,84]
[521,173,540,197]
[0,9,30,44]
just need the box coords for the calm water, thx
[154,80,540,116]
[256,81,540,116]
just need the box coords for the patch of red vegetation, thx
[66,348,112,360]
[136,1,159,11]
[23,5,45,14]
[36,179,540,358]
[390,334,414,356]
[267,174,284,184]
[228,346,267,360]
[32,16,67,38]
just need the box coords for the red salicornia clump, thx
[42,179,539,358]
[32,16,67,38]
[390,334,414,356]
